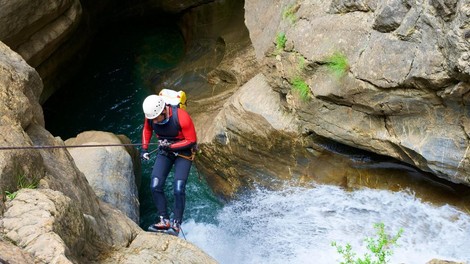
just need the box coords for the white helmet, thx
[142,95,165,119]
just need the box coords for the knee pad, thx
[151,177,162,191]
[174,180,186,195]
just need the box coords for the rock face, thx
[66,131,141,224]
[196,74,305,197]
[0,238,35,263]
[241,0,470,187]
[0,41,45,204]
[427,260,466,264]
[0,0,82,68]
[99,232,217,264]
[0,0,83,102]
[0,0,223,103]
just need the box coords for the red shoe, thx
[154,216,170,230]
[171,221,181,235]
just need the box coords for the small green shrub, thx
[332,223,403,264]
[297,54,306,71]
[276,32,287,51]
[283,4,299,24]
[325,52,349,77]
[291,76,310,101]
[4,173,39,200]
[4,191,17,200]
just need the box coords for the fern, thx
[276,32,287,51]
[325,52,349,77]
[4,173,39,200]
[291,76,310,101]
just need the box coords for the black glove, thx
[140,149,150,161]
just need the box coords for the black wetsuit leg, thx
[173,156,192,223]
[150,153,174,219]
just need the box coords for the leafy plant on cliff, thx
[325,52,349,77]
[283,3,300,24]
[291,76,310,101]
[4,172,39,200]
[331,222,403,264]
[4,191,16,200]
[276,32,287,51]
[297,53,307,72]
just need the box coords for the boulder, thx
[99,232,218,264]
[66,131,140,223]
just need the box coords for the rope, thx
[180,225,187,240]
[0,142,159,151]
[148,148,160,155]
[2,142,196,242]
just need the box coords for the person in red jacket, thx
[140,94,197,236]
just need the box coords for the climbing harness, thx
[173,151,196,161]
[169,150,202,181]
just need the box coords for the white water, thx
[183,184,470,264]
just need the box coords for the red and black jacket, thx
[142,106,197,152]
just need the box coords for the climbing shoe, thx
[170,220,181,236]
[153,216,171,230]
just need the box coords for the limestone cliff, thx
[0,0,83,103]
[241,0,470,187]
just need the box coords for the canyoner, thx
[140,89,198,237]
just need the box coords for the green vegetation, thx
[325,52,349,77]
[276,32,287,51]
[291,76,310,101]
[332,223,403,264]
[4,191,17,200]
[283,3,299,24]
[297,53,306,71]
[4,172,39,200]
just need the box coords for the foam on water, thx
[183,184,470,264]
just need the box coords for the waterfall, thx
[183,184,470,264]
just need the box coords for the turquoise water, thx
[43,18,223,229]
